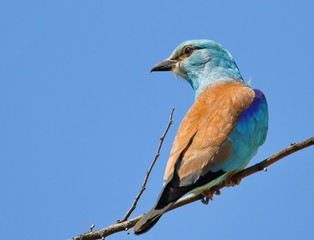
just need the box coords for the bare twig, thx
[89,224,95,232]
[118,108,175,223]
[70,137,314,240]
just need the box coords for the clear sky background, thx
[1,1,314,240]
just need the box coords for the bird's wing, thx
[213,88,269,172]
[164,81,255,187]
[133,81,255,235]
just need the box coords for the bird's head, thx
[151,40,243,96]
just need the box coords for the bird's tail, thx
[133,203,172,235]
[134,173,191,234]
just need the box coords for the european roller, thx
[133,40,268,234]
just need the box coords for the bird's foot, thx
[224,177,241,187]
[201,189,213,204]
[201,197,210,205]
[201,188,222,205]
[214,189,221,195]
[221,171,241,187]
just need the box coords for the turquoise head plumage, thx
[151,39,243,96]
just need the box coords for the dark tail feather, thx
[133,206,167,235]
[134,164,196,235]
[133,185,189,235]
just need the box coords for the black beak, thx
[150,59,177,72]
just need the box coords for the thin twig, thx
[89,224,95,232]
[70,136,313,240]
[118,108,175,223]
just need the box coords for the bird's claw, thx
[214,189,221,195]
[229,179,241,187]
[223,177,241,187]
[201,189,215,204]
[201,197,210,205]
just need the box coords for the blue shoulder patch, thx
[211,89,269,172]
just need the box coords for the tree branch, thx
[118,108,175,222]
[70,136,314,240]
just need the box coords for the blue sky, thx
[1,1,314,239]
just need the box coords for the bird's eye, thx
[183,46,193,55]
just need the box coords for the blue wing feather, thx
[211,89,268,172]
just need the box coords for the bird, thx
[133,39,268,234]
